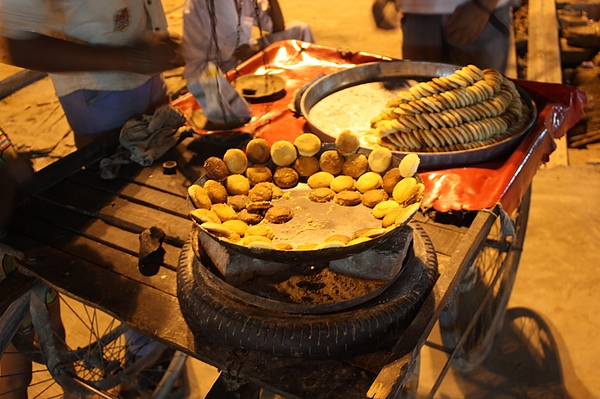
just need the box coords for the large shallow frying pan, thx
[300,61,536,170]
[187,145,423,264]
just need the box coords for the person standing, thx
[0,0,183,148]
[395,0,513,73]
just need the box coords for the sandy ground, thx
[1,1,600,398]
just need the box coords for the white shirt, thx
[398,0,511,14]
[0,0,169,96]
[182,0,273,78]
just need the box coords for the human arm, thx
[1,33,183,75]
[267,0,286,33]
[444,0,499,45]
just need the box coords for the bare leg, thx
[0,340,33,399]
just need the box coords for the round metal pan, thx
[187,145,423,264]
[300,61,537,170]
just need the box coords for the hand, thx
[126,34,184,74]
[444,1,490,45]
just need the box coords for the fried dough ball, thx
[293,156,320,177]
[399,153,420,177]
[356,172,383,193]
[188,184,212,209]
[368,147,393,173]
[211,203,238,222]
[330,175,355,192]
[222,220,249,237]
[270,140,298,166]
[342,153,368,178]
[382,168,401,195]
[223,148,248,174]
[319,150,345,175]
[273,166,299,188]
[335,130,360,155]
[245,138,271,164]
[189,208,221,224]
[203,179,228,204]
[361,189,389,208]
[204,157,229,181]
[294,133,321,157]
[246,164,273,186]
[248,182,273,202]
[307,171,335,189]
[225,174,251,195]
[228,194,249,212]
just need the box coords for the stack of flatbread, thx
[370,65,531,152]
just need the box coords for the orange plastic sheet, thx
[172,40,587,215]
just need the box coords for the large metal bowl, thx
[188,145,423,264]
[300,61,537,170]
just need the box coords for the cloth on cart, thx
[99,104,190,179]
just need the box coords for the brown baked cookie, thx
[319,150,345,175]
[228,194,249,212]
[265,206,294,223]
[204,156,229,181]
[248,182,273,202]
[246,201,272,213]
[223,148,248,174]
[237,209,264,224]
[361,189,389,208]
[246,164,273,186]
[245,138,271,164]
[308,187,335,203]
[273,166,299,188]
[293,155,320,177]
[225,174,251,195]
[342,153,369,178]
[333,190,362,206]
[245,224,275,240]
[382,168,401,195]
[203,179,228,204]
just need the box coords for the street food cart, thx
[0,41,586,398]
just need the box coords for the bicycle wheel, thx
[2,283,187,398]
[438,187,531,371]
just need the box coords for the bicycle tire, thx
[2,282,187,398]
[438,187,531,371]
[178,224,438,359]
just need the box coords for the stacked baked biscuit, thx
[370,65,532,152]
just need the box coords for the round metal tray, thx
[300,61,537,170]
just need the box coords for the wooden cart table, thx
[0,42,585,398]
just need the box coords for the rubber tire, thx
[177,224,438,359]
[439,187,531,371]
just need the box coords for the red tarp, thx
[172,40,587,215]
